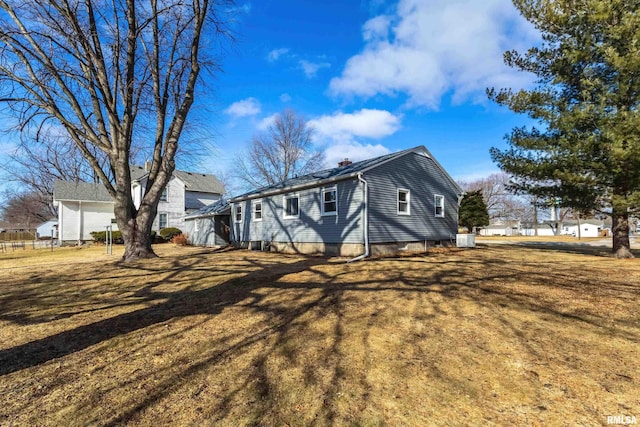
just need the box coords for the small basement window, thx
[284,194,299,219]
[253,201,263,221]
[397,189,410,215]
[435,195,445,217]
[322,187,337,215]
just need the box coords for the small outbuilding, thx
[183,199,231,247]
[36,219,58,239]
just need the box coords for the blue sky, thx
[0,0,541,196]
[202,0,541,189]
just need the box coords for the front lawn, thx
[0,245,638,425]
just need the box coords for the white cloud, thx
[299,60,331,79]
[267,48,290,62]
[309,109,401,168]
[279,93,292,103]
[362,15,391,41]
[256,113,278,131]
[309,109,401,142]
[224,97,261,118]
[324,142,391,168]
[329,0,539,109]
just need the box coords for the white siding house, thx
[36,219,58,239]
[54,182,116,242]
[54,167,224,244]
[561,221,605,237]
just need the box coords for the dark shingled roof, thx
[184,199,231,219]
[53,180,112,202]
[230,145,460,202]
[130,166,225,194]
[54,167,225,202]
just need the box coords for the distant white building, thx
[36,219,58,239]
[520,222,556,236]
[478,220,520,236]
[561,220,606,238]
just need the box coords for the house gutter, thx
[348,173,369,263]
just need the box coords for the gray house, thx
[183,199,231,246]
[229,146,463,257]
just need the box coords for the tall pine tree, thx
[489,0,640,258]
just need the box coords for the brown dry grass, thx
[0,244,638,426]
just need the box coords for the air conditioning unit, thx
[456,234,476,248]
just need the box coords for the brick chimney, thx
[338,158,352,167]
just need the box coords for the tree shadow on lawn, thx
[0,248,638,425]
[0,251,325,376]
[477,241,640,258]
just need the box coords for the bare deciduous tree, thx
[458,172,521,221]
[235,109,324,189]
[1,131,108,216]
[0,190,52,228]
[0,0,232,261]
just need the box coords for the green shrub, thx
[159,227,182,241]
[90,230,123,244]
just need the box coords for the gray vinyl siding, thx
[364,152,459,243]
[184,216,229,246]
[231,178,364,244]
[185,191,220,210]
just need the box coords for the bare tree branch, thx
[0,0,235,260]
[235,109,325,189]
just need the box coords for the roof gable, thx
[132,166,225,194]
[53,180,112,202]
[230,145,462,201]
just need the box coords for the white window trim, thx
[321,187,338,216]
[158,213,168,229]
[253,200,263,222]
[435,194,445,218]
[283,194,300,219]
[234,204,243,223]
[397,188,411,215]
[160,187,168,202]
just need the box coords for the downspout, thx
[348,173,369,262]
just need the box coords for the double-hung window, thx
[435,195,445,217]
[234,204,242,223]
[397,189,410,215]
[159,213,168,229]
[283,194,299,219]
[253,201,263,221]
[322,187,337,216]
[160,187,168,202]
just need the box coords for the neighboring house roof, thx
[131,166,225,194]
[53,180,112,202]
[54,167,224,203]
[184,199,231,220]
[562,220,604,227]
[230,146,462,202]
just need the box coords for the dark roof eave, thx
[229,173,360,202]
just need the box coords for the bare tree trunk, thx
[119,217,156,261]
[612,211,633,259]
[533,197,538,236]
[577,212,581,240]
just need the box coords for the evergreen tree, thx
[489,0,640,258]
[459,190,490,233]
